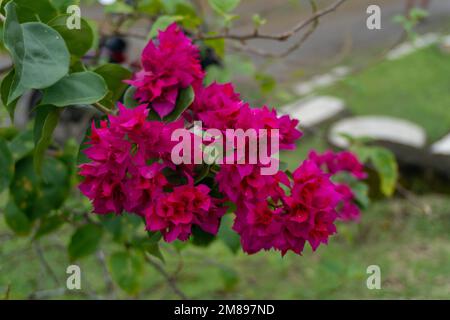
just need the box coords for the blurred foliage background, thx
[0,0,449,299]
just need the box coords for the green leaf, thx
[50,0,80,12]
[137,0,163,15]
[123,86,161,119]
[68,223,103,261]
[11,0,58,22]
[109,251,143,294]
[94,64,132,108]
[163,86,194,122]
[34,214,64,239]
[4,200,32,235]
[1,69,18,120]
[0,138,14,193]
[191,225,216,247]
[42,71,108,107]
[11,156,70,220]
[147,243,165,262]
[8,129,34,161]
[255,72,276,94]
[0,127,19,141]
[208,0,240,14]
[4,2,70,104]
[129,229,164,261]
[204,38,225,59]
[170,2,201,29]
[220,266,239,291]
[350,145,373,163]
[217,214,240,253]
[252,14,267,28]
[370,147,398,197]
[123,86,140,108]
[204,65,231,85]
[148,15,184,39]
[104,1,134,14]
[351,182,370,209]
[33,105,60,174]
[48,14,94,57]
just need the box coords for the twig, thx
[27,287,98,300]
[144,253,188,300]
[3,284,11,300]
[230,0,320,58]
[92,102,116,115]
[194,0,347,42]
[96,250,117,299]
[28,288,67,300]
[34,241,61,286]
[396,183,432,216]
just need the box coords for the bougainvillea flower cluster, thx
[79,23,367,256]
[125,23,204,118]
[308,150,367,222]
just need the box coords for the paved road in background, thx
[231,0,450,80]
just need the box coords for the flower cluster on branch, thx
[79,24,366,256]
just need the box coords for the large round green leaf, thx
[11,0,58,22]
[49,14,94,57]
[4,2,70,104]
[42,71,108,107]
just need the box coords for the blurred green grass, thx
[1,194,449,299]
[319,45,450,142]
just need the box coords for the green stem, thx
[93,102,116,115]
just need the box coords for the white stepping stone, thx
[431,133,450,156]
[293,66,351,96]
[387,33,439,60]
[283,96,346,128]
[293,82,315,96]
[329,116,427,148]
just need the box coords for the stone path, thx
[282,96,346,128]
[328,116,427,149]
[283,33,450,174]
[386,33,439,60]
[431,133,450,156]
[293,66,351,96]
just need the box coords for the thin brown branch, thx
[396,183,432,216]
[144,253,188,300]
[96,250,117,299]
[3,284,11,300]
[230,0,320,58]
[33,241,61,286]
[194,0,347,42]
